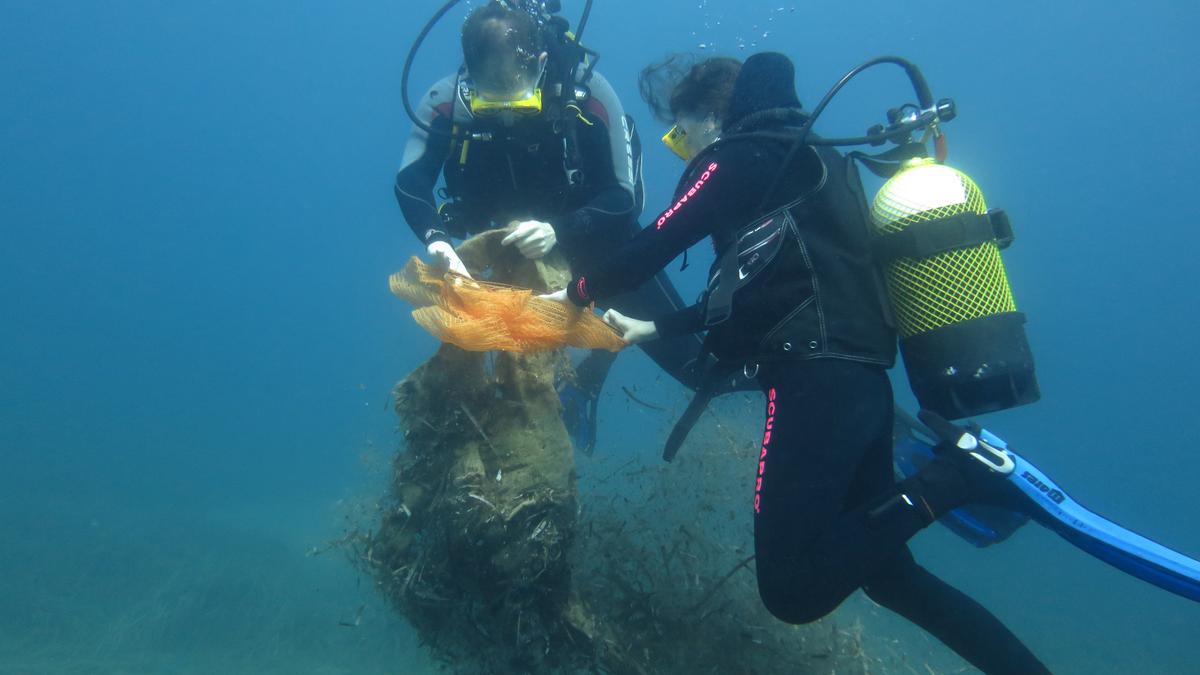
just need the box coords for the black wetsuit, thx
[395,70,704,395]
[567,54,1050,675]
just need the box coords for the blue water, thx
[2,1,1197,673]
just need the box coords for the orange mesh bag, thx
[390,257,625,352]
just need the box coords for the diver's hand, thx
[602,309,659,344]
[426,241,471,278]
[501,220,557,259]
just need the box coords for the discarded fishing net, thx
[351,228,881,674]
[390,258,625,353]
[367,229,593,673]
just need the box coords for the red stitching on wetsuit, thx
[656,162,719,230]
[754,387,777,514]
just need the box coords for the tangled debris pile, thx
[565,396,875,675]
[353,230,871,674]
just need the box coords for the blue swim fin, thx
[894,410,1030,547]
[558,380,598,456]
[915,410,1200,603]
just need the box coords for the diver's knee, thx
[861,578,901,607]
[861,553,922,608]
[759,593,837,625]
[757,576,839,625]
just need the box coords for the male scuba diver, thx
[546,52,1054,673]
[395,0,705,454]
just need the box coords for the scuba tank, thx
[871,159,1039,419]
[786,56,1039,420]
[665,57,1042,462]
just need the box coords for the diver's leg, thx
[863,551,1051,674]
[573,349,619,397]
[753,359,1048,671]
[751,359,972,623]
[559,349,615,454]
[852,399,1050,673]
[563,270,704,454]
[752,359,906,622]
[604,270,706,391]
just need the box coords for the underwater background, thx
[3,0,1198,673]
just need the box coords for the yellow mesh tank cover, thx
[389,257,626,353]
[872,159,1017,338]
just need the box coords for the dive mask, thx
[469,86,544,117]
[661,125,692,161]
[662,115,720,161]
[467,61,548,118]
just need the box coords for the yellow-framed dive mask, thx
[469,86,544,117]
[467,59,548,119]
[661,125,692,161]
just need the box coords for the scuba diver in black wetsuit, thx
[545,52,1052,674]
[394,0,706,454]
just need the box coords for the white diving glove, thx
[539,288,569,303]
[602,309,659,345]
[426,240,471,279]
[501,220,557,259]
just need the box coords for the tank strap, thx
[874,208,1013,262]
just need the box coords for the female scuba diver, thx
[545,52,1052,674]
